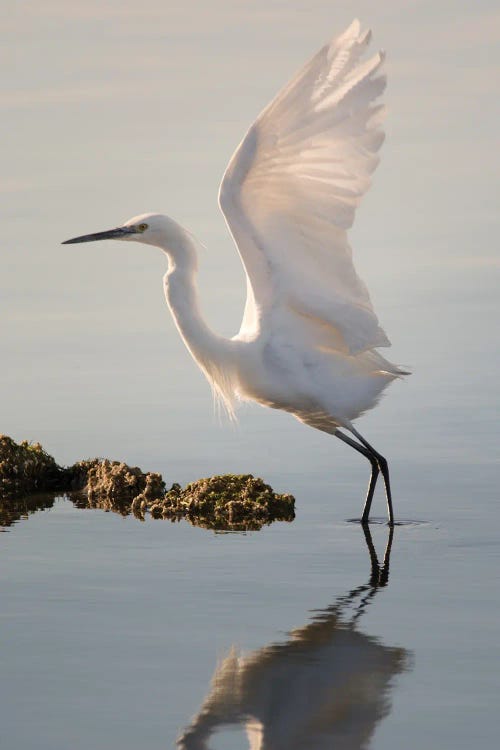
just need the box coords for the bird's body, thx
[64,20,408,525]
[166,232,399,430]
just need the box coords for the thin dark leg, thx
[348,426,394,527]
[335,431,379,524]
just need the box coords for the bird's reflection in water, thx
[178,527,410,749]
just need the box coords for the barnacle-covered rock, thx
[84,460,165,516]
[159,474,295,531]
[0,435,101,499]
[0,435,63,497]
[1,435,295,532]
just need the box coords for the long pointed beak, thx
[62,226,135,244]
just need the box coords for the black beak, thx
[62,226,136,244]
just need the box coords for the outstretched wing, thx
[219,20,390,354]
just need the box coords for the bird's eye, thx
[138,223,148,232]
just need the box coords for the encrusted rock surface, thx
[149,474,295,530]
[0,435,63,497]
[82,460,165,516]
[1,435,295,531]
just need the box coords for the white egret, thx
[63,20,408,525]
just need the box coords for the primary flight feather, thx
[64,20,408,525]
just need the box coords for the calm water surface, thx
[2,456,499,749]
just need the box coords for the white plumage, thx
[64,20,408,525]
[221,20,389,355]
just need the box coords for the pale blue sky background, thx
[2,0,499,495]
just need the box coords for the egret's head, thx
[62,213,177,249]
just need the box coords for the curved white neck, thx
[164,261,220,361]
[159,223,238,416]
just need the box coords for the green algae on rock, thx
[0,435,99,498]
[80,467,295,531]
[0,435,64,497]
[1,435,295,531]
[150,474,295,531]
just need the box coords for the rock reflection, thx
[0,492,57,529]
[178,527,410,749]
[0,436,294,531]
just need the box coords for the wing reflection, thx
[178,527,410,749]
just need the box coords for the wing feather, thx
[219,20,390,353]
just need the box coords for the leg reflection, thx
[178,526,409,750]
